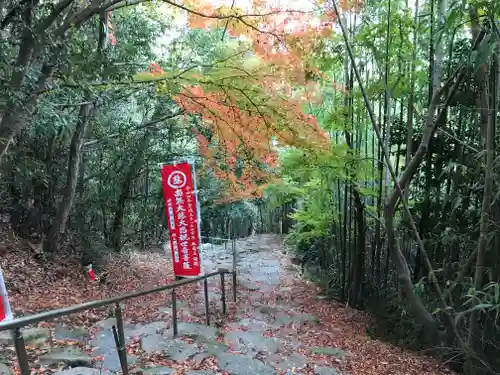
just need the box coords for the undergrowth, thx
[0,223,197,328]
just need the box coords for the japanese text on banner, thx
[161,162,201,277]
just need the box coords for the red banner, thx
[161,162,201,277]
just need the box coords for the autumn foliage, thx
[141,0,357,202]
[174,82,329,202]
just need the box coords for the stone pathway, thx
[0,235,349,375]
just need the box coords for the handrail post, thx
[232,271,237,303]
[220,271,227,315]
[112,326,126,375]
[203,278,210,326]
[231,238,237,302]
[13,328,30,375]
[114,302,128,375]
[171,288,178,337]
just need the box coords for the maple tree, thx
[177,0,337,202]
[3,0,500,372]
[135,0,361,202]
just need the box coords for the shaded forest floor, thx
[0,229,195,326]
[0,233,455,375]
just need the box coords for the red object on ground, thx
[0,267,12,322]
[88,268,96,281]
[0,299,5,321]
[161,162,202,277]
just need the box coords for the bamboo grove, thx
[260,1,500,374]
[1,0,500,374]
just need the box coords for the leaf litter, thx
[0,233,456,375]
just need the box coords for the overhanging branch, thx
[83,111,183,147]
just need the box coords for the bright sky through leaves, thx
[145,0,345,203]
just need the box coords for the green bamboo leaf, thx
[471,303,493,312]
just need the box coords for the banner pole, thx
[190,160,205,276]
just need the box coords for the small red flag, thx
[87,264,96,281]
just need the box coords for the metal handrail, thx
[0,269,227,332]
[0,267,237,375]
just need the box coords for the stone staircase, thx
[4,306,347,375]
[0,235,350,375]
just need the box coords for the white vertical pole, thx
[0,267,13,321]
[190,159,205,276]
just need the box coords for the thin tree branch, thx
[83,111,182,147]
[37,0,74,31]
[437,127,480,153]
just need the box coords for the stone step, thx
[39,347,92,367]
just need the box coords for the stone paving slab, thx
[0,327,50,346]
[53,368,111,375]
[39,347,92,367]
[177,322,220,342]
[162,339,199,361]
[141,367,175,374]
[43,235,350,375]
[224,331,281,355]
[54,325,89,344]
[216,352,276,375]
[0,363,12,375]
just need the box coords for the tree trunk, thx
[349,188,366,308]
[466,8,495,374]
[0,65,52,165]
[0,1,37,161]
[343,130,365,308]
[44,131,57,232]
[111,130,152,251]
[44,103,92,253]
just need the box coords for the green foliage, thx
[2,0,500,371]
[256,1,500,369]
